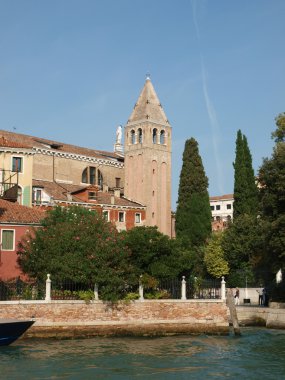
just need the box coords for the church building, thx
[0,77,173,236]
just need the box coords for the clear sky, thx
[1,0,284,210]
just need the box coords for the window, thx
[102,210,109,222]
[138,128,143,143]
[227,204,232,210]
[135,213,141,223]
[89,167,96,185]
[12,157,23,172]
[1,230,14,250]
[115,177,121,188]
[160,130,165,144]
[152,129,157,144]
[210,206,214,211]
[82,167,103,187]
[88,191,97,200]
[33,189,42,204]
[118,212,125,222]
[216,205,221,210]
[131,130,136,144]
[98,170,103,187]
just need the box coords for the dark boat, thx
[0,319,35,346]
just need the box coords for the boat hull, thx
[0,320,35,346]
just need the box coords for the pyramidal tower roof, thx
[127,76,170,126]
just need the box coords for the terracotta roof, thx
[210,194,234,201]
[0,130,124,162]
[127,77,170,126]
[33,180,87,203]
[33,180,146,208]
[0,199,45,224]
[0,136,31,149]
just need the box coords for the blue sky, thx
[1,0,284,209]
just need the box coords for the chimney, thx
[103,184,109,193]
[114,188,120,198]
[111,195,115,205]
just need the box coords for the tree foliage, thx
[122,226,189,280]
[258,115,285,277]
[271,112,285,143]
[233,130,258,219]
[204,233,229,278]
[175,138,212,246]
[17,206,135,301]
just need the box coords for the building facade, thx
[0,77,172,236]
[210,194,234,231]
[0,199,45,279]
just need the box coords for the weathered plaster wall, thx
[0,299,229,338]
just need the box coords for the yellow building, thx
[0,137,34,207]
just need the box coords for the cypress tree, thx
[175,138,212,246]
[233,130,258,219]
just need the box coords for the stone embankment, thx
[236,303,285,329]
[0,299,229,338]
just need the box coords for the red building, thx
[0,199,45,280]
[32,180,146,232]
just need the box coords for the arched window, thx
[131,130,136,144]
[160,130,165,144]
[82,167,103,187]
[152,128,157,144]
[98,170,103,187]
[138,128,143,143]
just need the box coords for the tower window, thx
[152,129,157,144]
[131,130,136,144]
[138,128,143,143]
[160,130,165,144]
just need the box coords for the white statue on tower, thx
[116,125,122,144]
[114,125,123,154]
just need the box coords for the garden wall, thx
[0,299,229,338]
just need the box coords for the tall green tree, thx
[258,113,285,278]
[17,206,135,301]
[233,130,258,219]
[175,138,212,246]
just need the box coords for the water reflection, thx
[1,328,285,379]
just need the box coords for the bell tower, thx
[124,76,172,236]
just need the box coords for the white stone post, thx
[139,275,144,301]
[181,276,187,300]
[94,283,99,301]
[45,274,51,302]
[221,276,226,301]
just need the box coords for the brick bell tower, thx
[124,75,172,236]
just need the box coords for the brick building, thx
[0,199,45,279]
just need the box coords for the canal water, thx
[1,328,285,379]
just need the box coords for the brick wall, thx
[0,299,229,338]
